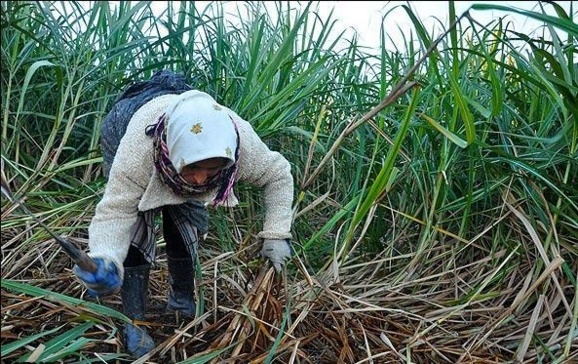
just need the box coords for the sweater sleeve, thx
[234,117,294,240]
[87,101,163,279]
[87,138,153,279]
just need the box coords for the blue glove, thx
[73,257,122,297]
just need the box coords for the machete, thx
[1,183,97,273]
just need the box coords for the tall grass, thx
[1,1,576,363]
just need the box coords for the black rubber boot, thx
[121,264,155,358]
[166,256,196,317]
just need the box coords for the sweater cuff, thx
[257,231,292,240]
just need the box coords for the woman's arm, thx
[234,116,294,240]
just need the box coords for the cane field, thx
[1,1,576,363]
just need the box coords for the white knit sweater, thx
[88,94,294,275]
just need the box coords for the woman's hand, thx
[260,239,292,272]
[73,257,122,297]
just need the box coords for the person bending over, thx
[73,70,293,358]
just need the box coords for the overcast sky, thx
[185,1,574,52]
[145,1,576,54]
[310,1,575,51]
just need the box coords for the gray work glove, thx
[260,239,292,272]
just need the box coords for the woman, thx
[73,70,293,358]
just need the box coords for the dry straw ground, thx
[1,231,576,363]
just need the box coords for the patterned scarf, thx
[146,113,239,206]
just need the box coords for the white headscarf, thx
[165,90,238,173]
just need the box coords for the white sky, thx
[181,1,575,52]
[310,1,575,50]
